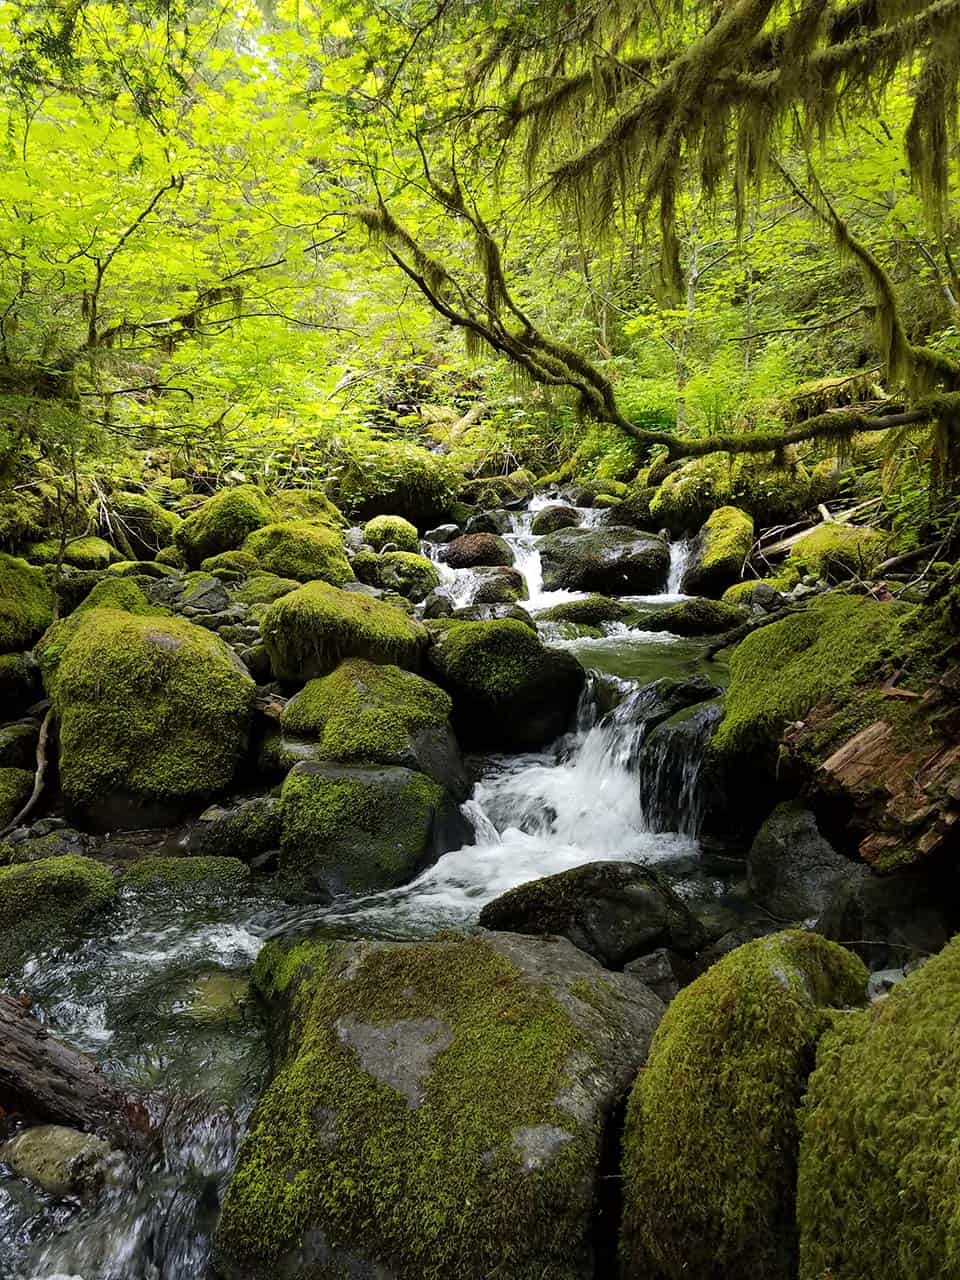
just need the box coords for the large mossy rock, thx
[649,455,836,534]
[426,619,585,751]
[242,521,354,585]
[786,523,887,582]
[279,761,471,897]
[478,862,706,969]
[710,595,906,770]
[330,440,460,527]
[639,596,747,636]
[363,514,420,552]
[0,652,41,716]
[0,553,55,654]
[38,607,256,830]
[262,582,427,682]
[111,491,182,558]
[530,504,580,535]
[281,659,467,796]
[0,855,116,974]
[681,506,755,597]
[376,550,440,601]
[175,486,275,567]
[26,535,121,571]
[620,931,868,1280]
[537,595,642,627]
[539,527,668,594]
[215,930,664,1280]
[797,935,960,1280]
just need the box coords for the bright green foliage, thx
[38,608,255,823]
[242,521,354,585]
[175,487,275,567]
[26,536,120,570]
[621,931,868,1280]
[217,933,599,1277]
[0,767,32,827]
[376,551,440,601]
[111,492,181,558]
[711,596,905,764]
[538,596,643,626]
[0,855,116,974]
[0,553,55,653]
[364,515,420,552]
[262,581,427,682]
[279,763,445,889]
[798,936,960,1280]
[119,855,251,898]
[274,490,345,527]
[200,550,259,575]
[786,524,887,581]
[282,658,452,763]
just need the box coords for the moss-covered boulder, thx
[281,659,467,796]
[649,455,836,534]
[119,854,250,899]
[241,520,354,585]
[26,536,120,570]
[786,523,887,581]
[186,796,282,862]
[75,576,162,616]
[539,527,669,594]
[0,553,55,654]
[0,767,33,827]
[274,488,344,527]
[680,506,755,597]
[442,532,514,569]
[797,935,960,1280]
[0,855,116,974]
[470,565,527,605]
[722,578,791,610]
[639,596,748,636]
[279,761,470,897]
[711,595,905,769]
[0,720,38,770]
[376,550,440,601]
[530,504,580,535]
[200,549,259,575]
[233,571,299,606]
[215,930,664,1280]
[363,514,420,553]
[426,619,585,751]
[331,440,460,527]
[261,581,427,682]
[478,862,705,969]
[111,491,182,558]
[175,486,275,567]
[620,931,868,1280]
[537,595,643,627]
[617,478,660,530]
[38,608,256,830]
[0,652,41,715]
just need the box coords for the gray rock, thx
[539,526,669,594]
[422,590,455,619]
[623,947,688,1002]
[816,865,951,968]
[423,523,460,544]
[0,1126,114,1198]
[187,795,282,862]
[465,508,512,535]
[747,802,854,920]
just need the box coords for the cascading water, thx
[666,538,693,597]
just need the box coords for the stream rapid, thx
[0,497,730,1280]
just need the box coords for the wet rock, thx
[470,565,526,604]
[187,796,282,863]
[422,590,455,619]
[638,597,747,636]
[539,527,669,594]
[538,595,642,627]
[424,523,460,544]
[0,652,41,717]
[0,1126,114,1198]
[465,508,512,535]
[216,930,664,1280]
[442,532,514,569]
[530,504,580,535]
[623,948,690,1003]
[815,865,952,968]
[178,577,232,616]
[680,506,755,598]
[0,824,95,865]
[637,699,725,836]
[183,971,251,1022]
[747,802,855,921]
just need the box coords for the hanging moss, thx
[621,931,868,1280]
[261,582,427,682]
[0,553,55,654]
[797,935,960,1280]
[363,514,421,552]
[0,855,116,974]
[175,486,275,567]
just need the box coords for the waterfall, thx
[666,539,693,596]
[637,700,723,838]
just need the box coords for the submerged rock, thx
[215,930,664,1280]
[478,862,705,969]
[539,527,669,594]
[0,1126,114,1199]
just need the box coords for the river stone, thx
[0,1126,113,1198]
[423,523,460,544]
[215,930,664,1280]
[465,509,512,535]
[478,862,706,969]
[530,504,580,535]
[470,565,526,604]
[747,802,855,921]
[442,532,514,569]
[187,795,282,862]
[539,527,669,594]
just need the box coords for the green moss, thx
[175,485,275,567]
[650,455,835,533]
[26,536,120,570]
[111,491,181,558]
[0,652,40,713]
[0,767,33,827]
[0,553,55,654]
[429,618,553,699]
[234,571,300,606]
[279,763,445,890]
[0,854,116,974]
[274,488,345,527]
[786,523,887,581]
[331,439,460,527]
[640,597,748,636]
[189,797,282,859]
[155,544,186,568]
[242,521,354,585]
[376,551,440,601]
[105,559,176,579]
[538,596,642,627]
[699,505,754,570]
[37,608,255,822]
[621,931,868,1280]
[282,659,451,763]
[262,581,427,682]
[721,577,795,605]
[217,933,593,1278]
[0,487,46,548]
[650,455,731,533]
[797,936,960,1279]
[711,595,906,765]
[363,514,420,552]
[119,854,250,897]
[75,577,163,616]
[200,549,259,574]
[0,721,37,769]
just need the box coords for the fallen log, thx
[0,994,157,1147]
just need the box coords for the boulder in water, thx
[425,618,584,750]
[530,504,580,535]
[279,761,471,898]
[620,931,868,1280]
[465,508,512,535]
[537,595,643,627]
[478,862,706,969]
[680,506,754,597]
[747,802,854,921]
[423,522,460,544]
[539,527,669,594]
[442,532,514,568]
[470,564,527,604]
[215,930,664,1280]
[0,855,116,974]
[0,1126,114,1198]
[187,795,283,862]
[638,597,748,636]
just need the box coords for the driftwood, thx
[756,498,883,560]
[0,994,156,1146]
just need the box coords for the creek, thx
[0,499,736,1280]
